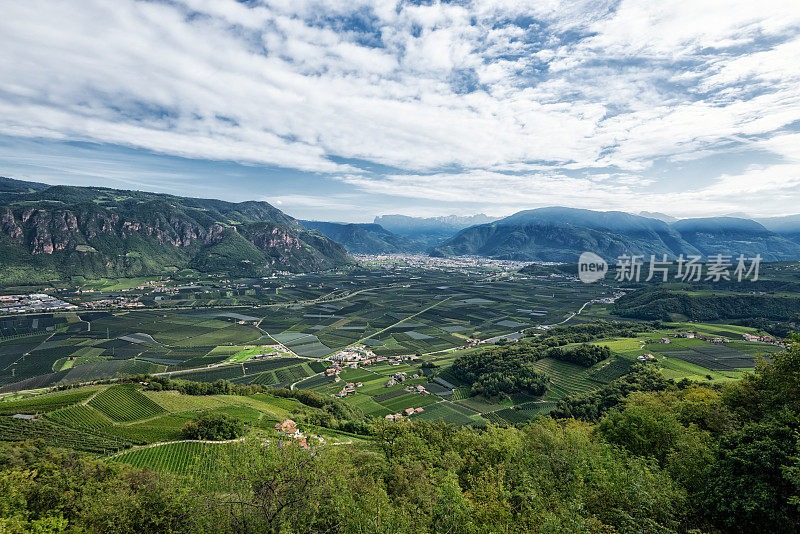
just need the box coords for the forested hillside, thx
[0,179,353,283]
[614,288,800,321]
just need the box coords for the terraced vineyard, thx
[89,385,165,422]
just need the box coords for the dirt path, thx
[80,385,108,406]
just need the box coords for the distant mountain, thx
[639,211,677,223]
[299,220,425,254]
[0,178,352,285]
[756,214,800,244]
[671,217,800,261]
[431,207,699,262]
[374,213,498,247]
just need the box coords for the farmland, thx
[0,261,611,396]
[109,441,222,475]
[0,259,795,443]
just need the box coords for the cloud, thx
[0,0,799,216]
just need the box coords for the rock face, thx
[0,179,353,284]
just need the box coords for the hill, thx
[299,220,425,254]
[0,178,353,284]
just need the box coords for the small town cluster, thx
[0,294,78,314]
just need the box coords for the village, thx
[0,293,79,314]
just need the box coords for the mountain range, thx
[430,207,800,262]
[373,213,497,248]
[0,177,352,285]
[3,177,800,280]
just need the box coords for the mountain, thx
[639,211,677,223]
[756,214,800,244]
[0,178,352,285]
[431,207,699,262]
[374,213,497,247]
[671,217,800,261]
[0,176,49,203]
[298,220,425,254]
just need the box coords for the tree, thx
[180,413,244,441]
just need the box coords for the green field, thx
[89,385,165,423]
[110,441,224,475]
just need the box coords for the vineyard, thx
[532,358,602,401]
[110,441,224,475]
[0,387,102,415]
[45,404,113,432]
[88,385,165,422]
[0,416,131,454]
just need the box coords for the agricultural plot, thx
[411,401,479,426]
[588,357,635,384]
[660,345,757,371]
[142,391,242,413]
[0,386,102,414]
[0,416,131,454]
[110,441,222,475]
[532,358,602,402]
[171,364,245,382]
[45,404,113,432]
[103,414,195,444]
[89,385,165,423]
[379,392,440,413]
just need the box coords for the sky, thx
[1,0,799,222]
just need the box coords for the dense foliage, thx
[546,343,610,367]
[180,413,244,441]
[450,348,547,397]
[2,339,800,532]
[614,288,800,321]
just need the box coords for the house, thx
[404,408,416,416]
[674,332,696,338]
[637,353,656,362]
[275,419,298,435]
[414,407,424,413]
[660,338,670,344]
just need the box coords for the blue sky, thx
[1,0,799,222]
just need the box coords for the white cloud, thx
[0,0,799,215]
